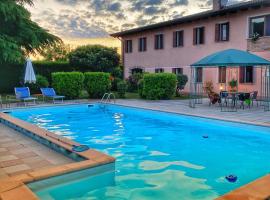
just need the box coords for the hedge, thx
[0,61,89,93]
[141,73,177,100]
[84,72,111,98]
[52,72,84,99]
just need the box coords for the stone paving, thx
[0,124,73,179]
[115,99,270,127]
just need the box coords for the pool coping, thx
[112,101,270,128]
[0,112,115,200]
[1,102,270,200]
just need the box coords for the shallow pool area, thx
[9,104,270,200]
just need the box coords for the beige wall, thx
[121,7,270,94]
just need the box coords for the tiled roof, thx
[111,0,270,37]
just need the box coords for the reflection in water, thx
[11,104,270,200]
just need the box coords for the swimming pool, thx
[10,104,270,200]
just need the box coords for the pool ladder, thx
[100,93,116,104]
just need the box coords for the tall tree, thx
[41,43,71,62]
[0,0,61,63]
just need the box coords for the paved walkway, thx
[115,99,270,127]
[0,124,73,179]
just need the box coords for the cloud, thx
[29,0,248,38]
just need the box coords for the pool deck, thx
[0,109,115,200]
[0,99,270,200]
[115,99,270,127]
[0,124,73,179]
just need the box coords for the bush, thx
[140,73,177,100]
[138,79,144,98]
[84,72,111,98]
[26,75,49,94]
[117,80,127,98]
[127,73,143,92]
[52,72,84,99]
[177,74,188,90]
[69,45,120,72]
[111,77,121,91]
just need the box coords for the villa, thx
[112,0,270,93]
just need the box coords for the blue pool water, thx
[10,104,270,200]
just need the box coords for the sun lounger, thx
[14,87,37,106]
[40,88,65,103]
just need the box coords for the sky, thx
[28,0,248,39]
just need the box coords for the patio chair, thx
[250,91,258,107]
[220,91,228,107]
[238,93,251,109]
[40,88,65,104]
[14,87,37,106]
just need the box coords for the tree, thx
[0,0,61,63]
[41,42,71,62]
[69,45,120,72]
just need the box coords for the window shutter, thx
[226,22,230,41]
[138,39,141,52]
[173,32,176,47]
[201,27,205,44]
[239,67,244,83]
[215,24,220,42]
[155,35,158,49]
[193,28,196,45]
[266,16,270,36]
[144,38,147,51]
[160,35,164,49]
[180,31,184,46]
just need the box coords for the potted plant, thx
[229,79,237,92]
[251,32,260,42]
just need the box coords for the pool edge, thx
[0,112,115,200]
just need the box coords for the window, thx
[125,40,132,53]
[249,15,270,37]
[240,66,254,83]
[172,68,183,75]
[215,22,230,42]
[155,34,164,49]
[193,27,205,45]
[218,67,226,83]
[131,67,143,74]
[173,31,184,47]
[155,68,164,73]
[195,67,203,83]
[138,37,147,52]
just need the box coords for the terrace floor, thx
[0,123,73,179]
[115,99,270,127]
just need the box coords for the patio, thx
[0,123,73,179]
[115,99,270,127]
[189,49,270,112]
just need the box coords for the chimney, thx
[213,0,228,10]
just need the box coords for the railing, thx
[100,93,116,104]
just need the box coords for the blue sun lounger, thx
[14,87,37,106]
[41,88,65,103]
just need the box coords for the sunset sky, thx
[28,0,248,40]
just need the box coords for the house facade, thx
[111,0,270,94]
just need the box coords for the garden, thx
[0,0,189,102]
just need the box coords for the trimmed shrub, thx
[52,72,84,99]
[117,80,127,98]
[84,72,111,98]
[140,73,177,100]
[26,75,49,94]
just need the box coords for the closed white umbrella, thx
[24,58,36,84]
